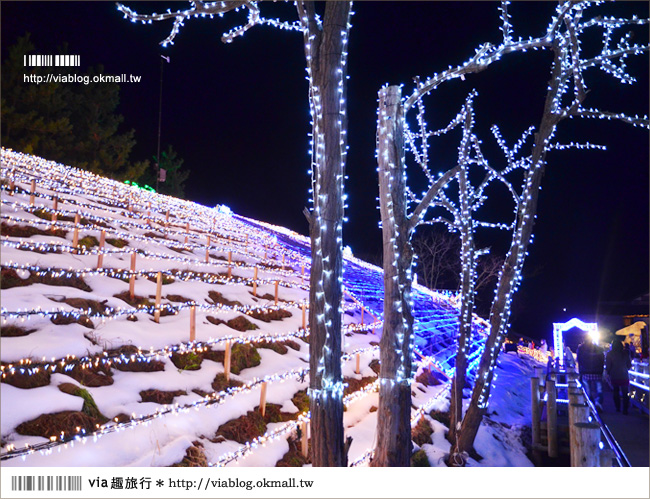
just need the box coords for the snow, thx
[1,149,542,468]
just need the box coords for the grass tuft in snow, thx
[412,417,434,447]
[77,236,98,249]
[276,437,311,467]
[170,351,203,371]
[230,343,261,374]
[1,267,91,291]
[210,373,244,392]
[170,441,208,467]
[1,325,37,337]
[1,221,67,239]
[2,366,51,389]
[16,410,105,439]
[58,383,107,421]
[140,389,188,404]
[411,449,431,466]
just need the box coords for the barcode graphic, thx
[23,55,81,67]
[11,475,82,491]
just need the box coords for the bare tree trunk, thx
[372,85,415,467]
[302,1,351,467]
[448,165,475,447]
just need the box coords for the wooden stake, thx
[282,254,285,267]
[302,302,306,330]
[51,197,58,229]
[224,341,232,382]
[301,264,305,284]
[301,420,308,457]
[274,280,279,305]
[154,271,162,323]
[546,378,558,458]
[8,178,14,196]
[189,305,196,342]
[253,267,258,296]
[29,179,36,207]
[129,252,136,300]
[205,236,211,264]
[531,376,540,448]
[259,381,268,417]
[355,353,361,375]
[165,210,169,226]
[361,307,365,326]
[227,266,232,279]
[228,251,232,265]
[72,213,80,251]
[97,230,106,269]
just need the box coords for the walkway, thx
[598,383,649,467]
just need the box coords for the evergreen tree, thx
[148,145,189,198]
[1,33,146,181]
[1,33,73,158]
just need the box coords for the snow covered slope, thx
[1,149,534,468]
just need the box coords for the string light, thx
[1,144,483,466]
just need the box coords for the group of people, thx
[577,336,634,414]
[517,337,549,353]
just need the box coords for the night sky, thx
[2,1,648,340]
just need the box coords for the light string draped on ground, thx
[1,344,385,462]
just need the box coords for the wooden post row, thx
[154,271,163,323]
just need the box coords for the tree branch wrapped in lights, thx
[374,0,648,467]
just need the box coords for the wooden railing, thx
[530,347,630,466]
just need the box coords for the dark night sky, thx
[2,1,648,340]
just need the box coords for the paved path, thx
[598,383,649,467]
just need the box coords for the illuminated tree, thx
[374,1,648,467]
[453,2,648,463]
[117,0,352,466]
